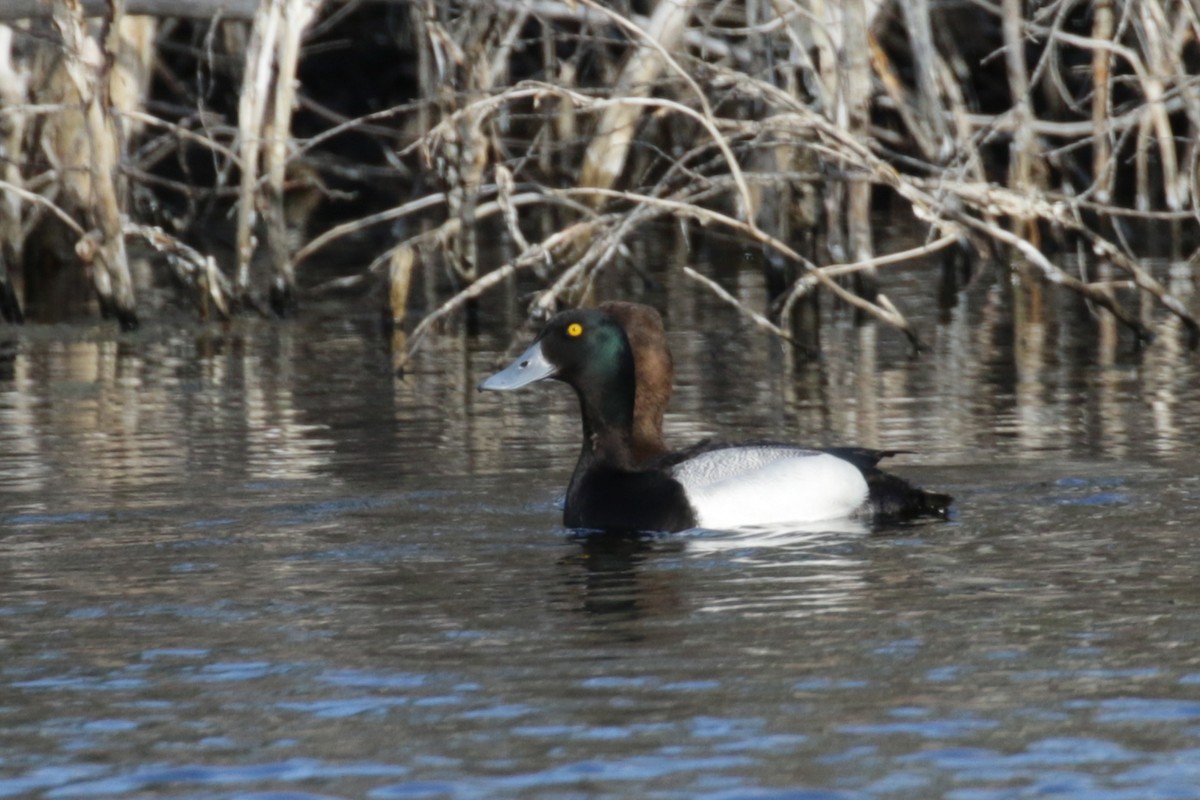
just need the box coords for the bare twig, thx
[398,222,597,369]
[683,266,813,355]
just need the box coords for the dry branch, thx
[683,267,812,355]
[577,0,695,199]
[575,0,757,227]
[126,223,234,319]
[398,222,597,370]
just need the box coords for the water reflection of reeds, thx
[0,327,338,503]
[2,235,1200,523]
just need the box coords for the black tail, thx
[863,468,953,521]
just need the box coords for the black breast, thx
[565,464,697,533]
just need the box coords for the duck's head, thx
[480,309,636,429]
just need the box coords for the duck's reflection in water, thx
[557,533,687,624]
[557,519,877,623]
[683,520,871,618]
[685,517,870,553]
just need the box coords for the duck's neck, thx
[566,369,638,498]
[578,383,635,457]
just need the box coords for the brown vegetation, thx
[0,0,1198,359]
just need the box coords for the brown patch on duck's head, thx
[599,301,673,464]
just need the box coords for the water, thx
[3,248,1200,798]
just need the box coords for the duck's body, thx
[481,307,951,533]
[666,445,868,529]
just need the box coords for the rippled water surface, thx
[4,248,1200,799]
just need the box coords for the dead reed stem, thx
[263,0,321,314]
[841,0,874,277]
[234,0,283,304]
[0,25,28,322]
[51,0,139,330]
[1092,0,1115,205]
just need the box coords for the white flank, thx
[671,447,870,529]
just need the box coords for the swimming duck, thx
[480,306,952,532]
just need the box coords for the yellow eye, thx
[567,323,583,337]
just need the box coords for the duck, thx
[479,305,952,533]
